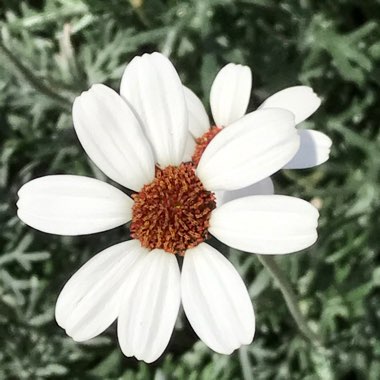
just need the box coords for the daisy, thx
[17,52,319,363]
[186,62,332,204]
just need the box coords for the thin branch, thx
[239,346,254,380]
[0,39,71,111]
[257,254,323,348]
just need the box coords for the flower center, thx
[192,126,222,167]
[130,163,216,255]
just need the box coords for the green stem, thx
[0,39,71,110]
[239,346,254,380]
[257,255,323,347]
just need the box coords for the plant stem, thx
[239,346,254,380]
[257,255,323,347]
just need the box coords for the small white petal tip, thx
[210,63,252,127]
[259,86,321,125]
[284,129,332,169]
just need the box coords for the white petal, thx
[284,130,332,169]
[118,249,181,363]
[259,86,321,125]
[215,177,274,206]
[182,133,196,162]
[210,63,252,127]
[210,195,319,254]
[120,52,188,167]
[73,84,155,191]
[17,175,132,235]
[184,86,210,139]
[197,109,299,191]
[181,243,255,354]
[55,240,147,341]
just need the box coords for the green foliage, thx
[1,0,379,378]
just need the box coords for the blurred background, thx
[1,1,380,379]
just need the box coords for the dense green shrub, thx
[1,1,379,379]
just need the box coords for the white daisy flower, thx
[186,62,332,204]
[17,52,319,363]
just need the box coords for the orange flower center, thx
[131,163,216,255]
[192,126,222,167]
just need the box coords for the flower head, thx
[130,163,216,254]
[17,52,319,362]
